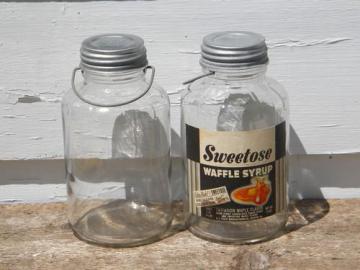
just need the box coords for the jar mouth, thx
[80,33,148,72]
[200,62,268,74]
[200,31,269,71]
[80,63,147,75]
[201,64,268,78]
[80,60,148,73]
[81,66,147,84]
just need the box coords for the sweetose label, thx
[186,122,286,221]
[199,127,276,168]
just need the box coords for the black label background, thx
[275,121,286,159]
[186,124,200,162]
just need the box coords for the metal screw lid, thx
[80,33,148,72]
[200,31,268,70]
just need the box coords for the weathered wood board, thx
[0,200,359,269]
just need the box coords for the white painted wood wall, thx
[0,0,359,202]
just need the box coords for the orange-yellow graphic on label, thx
[231,176,271,206]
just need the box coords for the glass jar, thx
[181,31,289,244]
[62,34,173,247]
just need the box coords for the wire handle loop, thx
[71,66,155,107]
[182,71,215,85]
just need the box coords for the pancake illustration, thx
[231,176,271,206]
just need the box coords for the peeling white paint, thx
[95,135,112,140]
[318,124,340,128]
[0,0,359,159]
[0,90,62,105]
[39,118,57,122]
[178,49,201,55]
[39,96,62,103]
[18,95,42,103]
[178,37,352,55]
[2,114,25,119]
[62,4,67,15]
[0,184,66,204]
[30,136,43,140]
[267,37,352,48]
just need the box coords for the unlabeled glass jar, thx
[182,31,289,244]
[62,34,172,247]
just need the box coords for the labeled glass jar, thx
[182,31,289,244]
[62,34,173,247]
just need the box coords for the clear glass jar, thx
[62,34,173,247]
[182,31,289,244]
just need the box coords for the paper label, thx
[186,122,287,221]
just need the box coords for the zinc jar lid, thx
[200,31,268,70]
[80,33,148,72]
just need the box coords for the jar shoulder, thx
[265,76,289,111]
[182,76,288,112]
[150,82,170,104]
[62,80,169,110]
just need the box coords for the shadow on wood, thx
[286,199,330,233]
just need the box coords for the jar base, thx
[188,213,287,245]
[72,227,170,248]
[70,199,172,247]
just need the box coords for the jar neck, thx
[203,64,267,81]
[82,67,146,85]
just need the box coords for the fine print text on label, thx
[194,186,231,207]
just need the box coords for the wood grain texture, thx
[0,0,360,159]
[0,200,358,270]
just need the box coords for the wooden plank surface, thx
[0,200,359,269]
[0,0,360,159]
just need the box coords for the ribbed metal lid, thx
[80,33,148,72]
[200,31,268,70]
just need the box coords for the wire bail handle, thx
[71,65,155,107]
[182,71,215,85]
